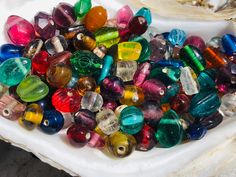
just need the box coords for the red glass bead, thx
[52,88,82,113]
[88,131,105,148]
[6,15,35,46]
[32,51,49,75]
[170,94,190,114]
[67,124,91,145]
[184,36,206,52]
[128,16,148,35]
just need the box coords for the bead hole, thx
[117,146,126,155]
[3,109,10,116]
[44,120,49,126]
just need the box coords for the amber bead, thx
[203,47,227,68]
[170,94,190,114]
[73,33,96,51]
[76,76,97,96]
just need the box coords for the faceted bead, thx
[222,34,236,56]
[74,109,96,130]
[141,79,166,101]
[116,5,133,29]
[73,32,96,51]
[115,61,138,82]
[184,35,206,52]
[189,90,221,118]
[45,35,68,55]
[32,51,49,75]
[120,85,144,106]
[40,110,64,134]
[74,0,92,18]
[103,100,118,111]
[76,76,97,96]
[0,57,31,86]
[160,83,180,104]
[23,39,43,59]
[88,131,105,148]
[16,75,49,102]
[98,55,113,84]
[81,91,103,112]
[149,35,167,62]
[170,94,190,114]
[6,15,35,46]
[220,93,236,117]
[67,124,91,145]
[197,69,216,90]
[155,110,183,148]
[107,131,136,158]
[100,76,125,100]
[135,124,156,151]
[52,3,76,28]
[96,108,119,135]
[198,111,223,130]
[128,16,148,35]
[46,63,72,88]
[168,29,186,46]
[0,44,23,61]
[133,62,151,87]
[48,51,72,66]
[0,94,26,121]
[203,47,227,68]
[120,106,144,134]
[85,6,108,32]
[34,12,56,40]
[52,88,81,113]
[118,42,142,61]
[186,123,207,140]
[115,105,128,117]
[22,103,43,124]
[135,7,152,26]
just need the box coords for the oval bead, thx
[133,62,151,87]
[128,16,148,35]
[116,5,133,29]
[222,34,236,56]
[0,44,23,61]
[74,0,92,18]
[170,94,190,115]
[32,51,50,75]
[184,35,206,52]
[76,76,97,96]
[23,39,43,59]
[219,93,236,117]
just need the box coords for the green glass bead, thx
[70,50,102,76]
[119,106,144,135]
[155,110,183,148]
[74,0,92,18]
[198,69,216,91]
[160,83,180,104]
[95,27,119,43]
[16,75,49,102]
[0,57,31,86]
[129,35,151,63]
[189,90,221,118]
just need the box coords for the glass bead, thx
[85,6,107,32]
[128,16,148,35]
[189,90,221,118]
[186,123,207,140]
[167,28,186,46]
[96,108,120,135]
[115,105,128,117]
[93,45,107,59]
[160,83,180,104]
[155,110,183,148]
[184,35,206,52]
[207,36,224,52]
[74,109,96,130]
[197,69,216,90]
[115,61,138,82]
[203,47,227,68]
[88,131,105,148]
[52,88,82,113]
[149,35,167,62]
[119,106,144,134]
[48,51,72,66]
[100,76,125,100]
[18,117,36,130]
[52,3,76,28]
[81,91,103,112]
[118,42,142,61]
[6,15,35,46]
[103,100,118,111]
[198,111,223,130]
[98,55,113,84]
[0,94,26,121]
[222,34,236,56]
[107,131,136,158]
[0,44,23,61]
[135,124,156,151]
[120,85,144,106]
[22,103,43,125]
[46,63,72,88]
[23,39,43,59]
[73,32,96,51]
[36,96,54,111]
[16,75,49,102]
[76,76,97,96]
[116,5,133,29]
[45,35,68,55]
[135,7,152,26]
[95,27,119,44]
[0,57,31,86]
[155,59,184,69]
[34,12,56,40]
[61,25,87,40]
[32,51,49,75]
[141,79,166,101]
[219,93,236,117]
[61,112,73,129]
[40,110,64,134]
[105,18,118,28]
[170,94,190,114]
[67,124,91,145]
[70,50,102,76]
[74,0,92,18]
[133,62,151,87]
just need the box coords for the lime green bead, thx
[74,0,92,18]
[95,27,119,43]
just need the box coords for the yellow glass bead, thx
[118,42,142,61]
[19,117,36,130]
[23,103,44,124]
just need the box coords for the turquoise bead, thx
[168,29,186,46]
[0,57,31,86]
[155,110,183,148]
[135,7,152,26]
[160,83,180,104]
[120,106,144,135]
[98,55,113,84]
[189,90,221,118]
[198,69,216,90]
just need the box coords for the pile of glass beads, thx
[0,0,236,158]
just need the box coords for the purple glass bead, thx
[52,3,76,28]
[199,111,223,130]
[74,109,96,130]
[103,100,118,111]
[149,35,167,62]
[184,36,206,52]
[116,5,134,29]
[128,16,148,35]
[34,12,56,40]
[133,62,151,87]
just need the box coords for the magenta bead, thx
[128,16,148,35]
[184,36,206,52]
[103,100,118,111]
[133,62,151,87]
[6,15,35,46]
[88,131,105,148]
[116,5,134,29]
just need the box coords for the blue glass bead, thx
[40,110,64,134]
[135,7,152,26]
[0,44,23,62]
[189,90,221,118]
[162,32,170,40]
[155,59,184,68]
[186,124,207,140]
[160,83,180,104]
[97,55,113,84]
[198,70,216,91]
[167,29,186,46]
[222,34,236,56]
[120,106,144,135]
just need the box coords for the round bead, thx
[73,32,96,51]
[32,51,49,75]
[167,28,186,46]
[81,91,103,112]
[186,124,207,140]
[170,94,190,114]
[67,124,91,145]
[128,16,148,35]
[184,35,206,52]
[135,7,152,26]
[198,111,223,130]
[74,109,96,130]
[76,76,97,96]
[102,100,118,111]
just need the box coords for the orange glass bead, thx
[161,103,171,113]
[203,47,227,68]
[85,6,108,32]
[76,76,97,96]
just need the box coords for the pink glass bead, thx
[149,35,167,62]
[88,131,105,148]
[116,5,134,29]
[34,12,56,40]
[184,36,206,52]
[133,62,151,87]
[103,100,118,111]
[6,15,35,46]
